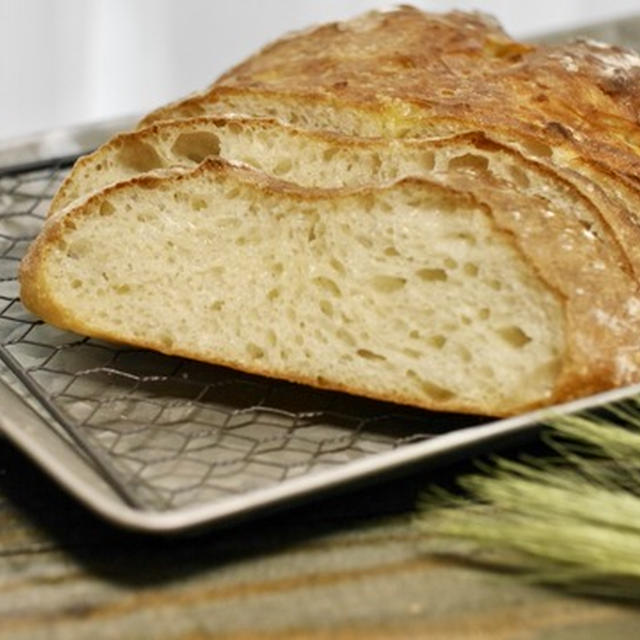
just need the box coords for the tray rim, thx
[2,370,639,534]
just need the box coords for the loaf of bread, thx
[19,7,640,416]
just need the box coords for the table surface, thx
[2,436,640,640]
[4,14,640,640]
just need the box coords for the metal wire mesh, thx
[0,160,484,512]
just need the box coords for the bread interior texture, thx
[52,118,606,252]
[34,167,564,415]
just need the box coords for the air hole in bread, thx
[406,369,455,401]
[478,307,491,320]
[356,349,386,361]
[170,131,221,164]
[371,275,407,293]
[463,262,479,277]
[356,235,373,248]
[246,342,265,359]
[496,325,532,348]
[115,140,164,173]
[508,164,531,188]
[416,268,447,282]
[329,257,346,274]
[428,335,447,349]
[384,246,400,257]
[444,256,458,269]
[312,276,342,297]
[402,348,422,359]
[71,279,83,289]
[267,288,281,301]
[319,300,333,317]
[488,279,503,290]
[273,159,293,175]
[136,211,158,223]
[452,232,477,246]
[99,201,115,216]
[323,147,339,162]
[521,139,553,159]
[422,151,436,170]
[191,197,208,211]
[114,284,131,295]
[448,153,490,172]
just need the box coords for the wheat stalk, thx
[414,395,640,599]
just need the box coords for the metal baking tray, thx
[1,14,640,534]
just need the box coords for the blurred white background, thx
[1,0,640,144]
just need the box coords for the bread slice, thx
[46,116,601,215]
[20,159,640,416]
[50,114,640,282]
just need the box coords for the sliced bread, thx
[20,159,640,416]
[50,115,640,281]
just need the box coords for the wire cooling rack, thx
[2,155,639,533]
